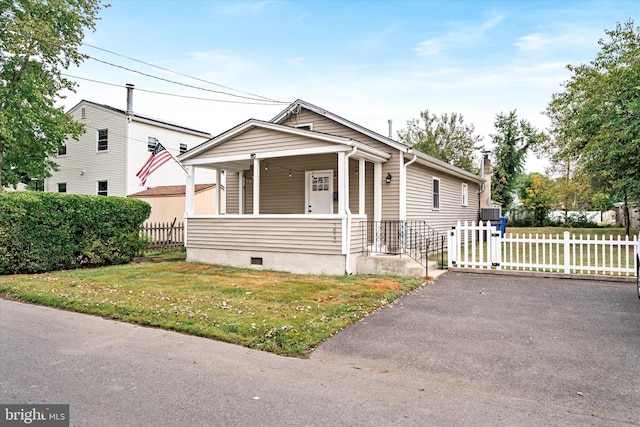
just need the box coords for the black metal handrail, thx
[361,220,446,275]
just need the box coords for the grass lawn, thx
[0,262,424,357]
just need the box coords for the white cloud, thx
[481,14,505,31]
[413,39,441,56]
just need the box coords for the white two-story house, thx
[45,85,214,197]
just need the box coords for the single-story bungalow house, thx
[178,99,486,275]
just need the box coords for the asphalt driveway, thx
[1,272,639,426]
[312,272,640,424]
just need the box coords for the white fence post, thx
[563,231,571,274]
[448,227,458,268]
[490,226,501,268]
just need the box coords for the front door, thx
[306,170,333,214]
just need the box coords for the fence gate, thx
[448,221,639,277]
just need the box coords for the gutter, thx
[344,147,357,275]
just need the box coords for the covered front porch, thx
[179,120,392,275]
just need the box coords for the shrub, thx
[0,192,150,274]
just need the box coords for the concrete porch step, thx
[356,254,445,279]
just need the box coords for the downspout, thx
[344,147,357,275]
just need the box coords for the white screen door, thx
[306,170,333,214]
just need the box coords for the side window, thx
[180,143,188,154]
[57,183,67,193]
[97,129,108,151]
[461,183,468,207]
[58,142,67,156]
[97,180,108,196]
[432,178,440,210]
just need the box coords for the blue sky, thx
[61,0,640,172]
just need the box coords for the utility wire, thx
[87,56,288,104]
[62,73,288,106]
[83,42,279,103]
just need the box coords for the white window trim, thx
[97,129,108,152]
[432,177,440,211]
[461,183,468,207]
[97,180,108,196]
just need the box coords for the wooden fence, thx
[448,221,639,277]
[140,220,184,250]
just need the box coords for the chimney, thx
[388,119,393,139]
[480,151,493,209]
[126,83,134,116]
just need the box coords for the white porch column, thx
[238,171,244,215]
[253,158,260,215]
[374,162,382,222]
[337,151,346,214]
[358,158,365,215]
[185,165,195,216]
[215,169,222,215]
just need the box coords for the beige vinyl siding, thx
[226,172,240,214]
[406,164,480,235]
[281,110,392,153]
[349,217,366,253]
[245,153,338,214]
[347,160,374,218]
[202,127,332,157]
[186,217,343,255]
[134,187,221,224]
[382,151,401,219]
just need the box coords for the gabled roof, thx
[179,118,391,164]
[69,100,212,137]
[271,99,483,182]
[127,183,217,198]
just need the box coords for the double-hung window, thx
[432,178,440,210]
[97,180,108,196]
[97,129,108,151]
[461,183,468,207]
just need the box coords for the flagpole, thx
[157,140,190,176]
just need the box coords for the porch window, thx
[97,129,108,151]
[432,177,440,210]
[461,183,468,206]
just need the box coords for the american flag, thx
[136,142,173,186]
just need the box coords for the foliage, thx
[0,0,106,188]
[517,173,556,226]
[491,111,546,210]
[0,192,150,274]
[0,262,424,356]
[564,212,599,228]
[398,110,483,174]
[545,20,640,236]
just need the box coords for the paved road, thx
[1,272,639,426]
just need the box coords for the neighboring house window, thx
[97,129,108,151]
[58,142,67,156]
[295,123,313,131]
[57,183,67,193]
[180,143,187,154]
[461,183,468,207]
[81,107,86,119]
[148,137,157,152]
[97,180,108,196]
[432,178,440,210]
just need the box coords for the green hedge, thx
[0,192,150,274]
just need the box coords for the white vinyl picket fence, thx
[448,221,639,277]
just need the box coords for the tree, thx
[517,173,555,226]
[0,0,106,188]
[545,20,640,235]
[397,110,483,174]
[491,110,545,210]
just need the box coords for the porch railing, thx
[361,220,446,274]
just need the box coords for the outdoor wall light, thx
[386,173,392,184]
